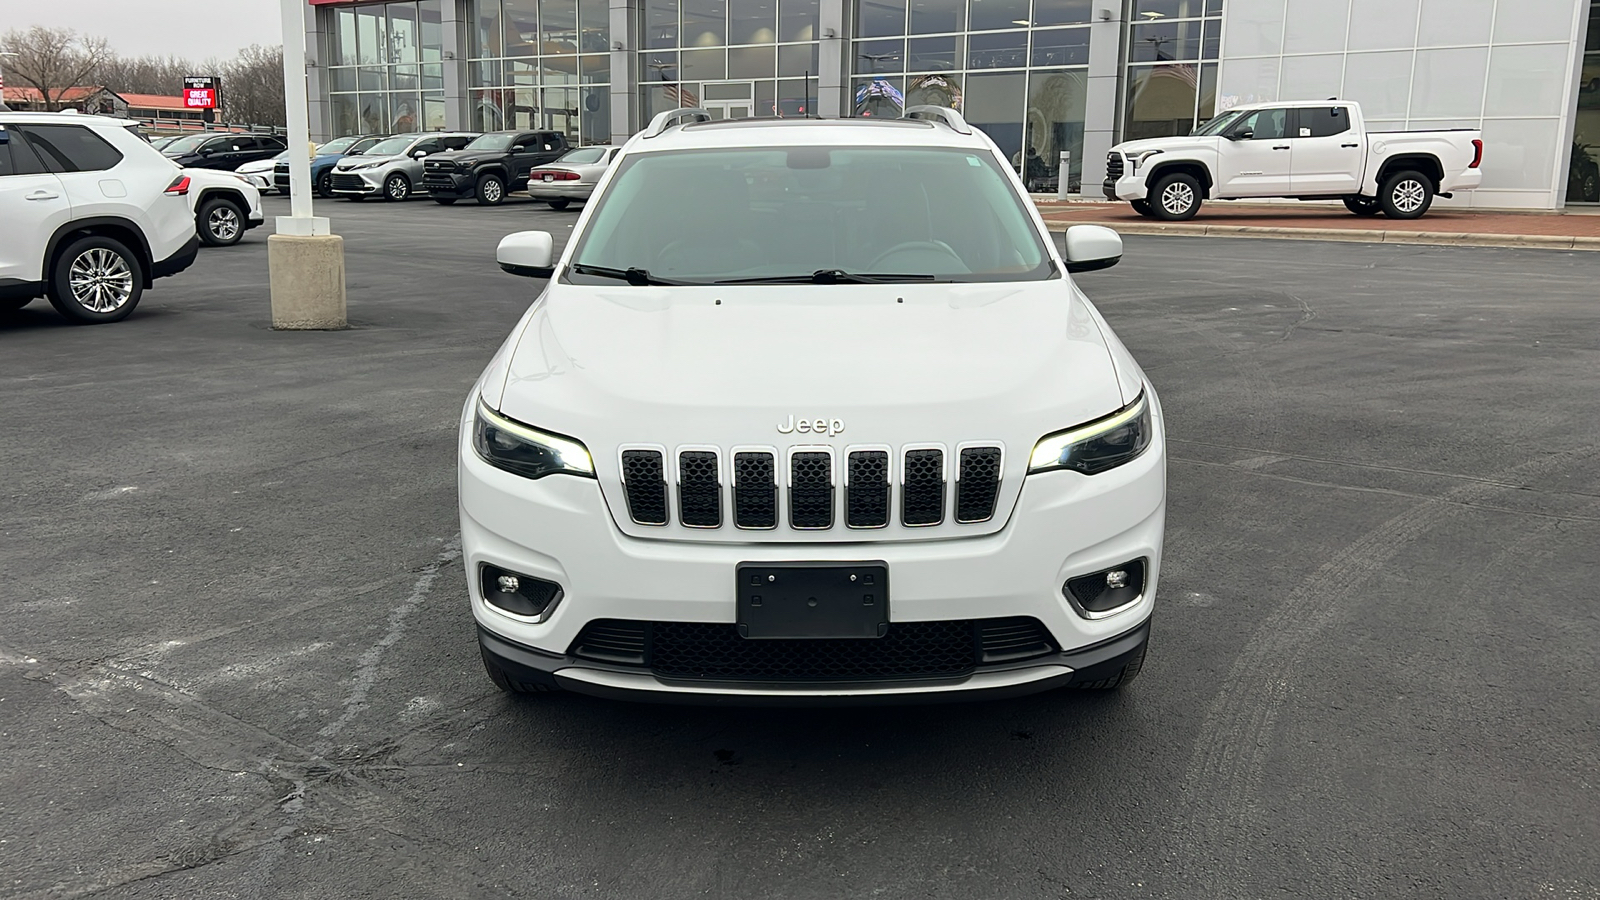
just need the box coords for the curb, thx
[1042,220,1600,252]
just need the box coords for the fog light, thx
[1065,558,1147,617]
[480,564,563,622]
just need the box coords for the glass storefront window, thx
[645,0,679,47]
[360,67,388,91]
[1125,64,1201,140]
[908,0,962,35]
[641,50,680,81]
[968,31,1026,69]
[682,48,727,80]
[334,8,359,66]
[682,0,728,46]
[730,45,777,78]
[359,93,390,133]
[906,72,962,109]
[580,85,611,142]
[579,0,609,52]
[779,0,818,41]
[472,0,504,58]
[730,0,778,44]
[855,39,905,74]
[542,0,579,53]
[1570,1,1600,202]
[388,3,419,64]
[1031,28,1087,67]
[581,53,610,82]
[1032,0,1090,27]
[778,43,819,77]
[329,68,357,92]
[908,35,962,72]
[968,0,1029,32]
[420,0,443,61]
[503,0,539,55]
[357,6,386,65]
[857,0,907,38]
[965,71,1025,164]
[1025,68,1086,191]
[331,94,359,135]
[424,94,446,130]
[777,77,817,115]
[1133,0,1210,16]
[1122,0,1221,138]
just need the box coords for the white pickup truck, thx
[1103,100,1483,221]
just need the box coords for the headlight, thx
[457,158,478,167]
[346,160,379,170]
[472,400,595,480]
[1028,390,1153,476]
[1128,149,1162,172]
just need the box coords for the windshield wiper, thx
[569,264,698,286]
[717,269,940,285]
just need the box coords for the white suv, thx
[462,108,1165,703]
[0,112,198,323]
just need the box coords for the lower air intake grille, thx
[846,450,890,528]
[901,449,945,526]
[677,451,721,527]
[568,616,1056,681]
[977,617,1056,663]
[733,451,777,529]
[570,620,648,664]
[330,173,367,192]
[956,447,1003,523]
[620,449,668,525]
[789,451,833,529]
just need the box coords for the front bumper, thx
[423,171,477,197]
[330,169,383,195]
[459,403,1166,703]
[242,172,273,191]
[1104,172,1149,202]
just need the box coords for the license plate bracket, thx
[736,562,889,639]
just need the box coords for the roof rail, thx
[643,107,713,138]
[903,105,971,134]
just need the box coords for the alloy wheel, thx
[207,205,241,242]
[1393,179,1426,214]
[1161,182,1195,216]
[68,248,135,313]
[484,179,503,202]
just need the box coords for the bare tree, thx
[0,26,111,110]
[94,53,193,97]
[219,44,285,127]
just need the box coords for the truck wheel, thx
[433,197,459,205]
[1343,195,1382,216]
[481,644,559,694]
[1150,172,1202,221]
[46,235,144,324]
[1380,169,1434,219]
[383,172,411,201]
[197,196,245,247]
[1130,199,1156,219]
[547,199,570,210]
[476,173,506,206]
[316,170,334,198]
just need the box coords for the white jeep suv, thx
[0,112,198,323]
[462,108,1165,704]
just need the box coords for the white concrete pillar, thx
[441,0,470,130]
[1080,6,1125,196]
[610,0,636,142]
[817,0,846,117]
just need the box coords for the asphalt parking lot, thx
[3,195,1599,900]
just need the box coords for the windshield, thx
[568,146,1052,285]
[1193,109,1248,136]
[365,135,419,156]
[348,136,383,154]
[556,146,608,165]
[162,134,213,154]
[465,132,517,151]
[317,136,359,154]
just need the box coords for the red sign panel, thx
[184,88,217,109]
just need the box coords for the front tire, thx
[1150,172,1202,221]
[46,235,144,324]
[1130,198,1156,219]
[1379,169,1434,219]
[383,172,411,201]
[476,173,506,206]
[316,170,334,198]
[1343,195,1382,216]
[547,198,570,210]
[197,197,245,247]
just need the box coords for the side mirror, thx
[198,147,213,156]
[511,144,527,152]
[497,231,556,278]
[1062,225,1122,274]
[413,149,428,158]
[1226,130,1252,141]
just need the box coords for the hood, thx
[497,280,1124,449]
[492,280,1130,541]
[236,158,275,173]
[424,149,489,164]
[1110,135,1216,156]
[336,154,402,169]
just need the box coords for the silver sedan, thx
[526,146,621,209]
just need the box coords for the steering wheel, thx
[868,240,966,272]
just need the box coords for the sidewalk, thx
[1033,199,1600,251]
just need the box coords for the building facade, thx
[301,0,1600,207]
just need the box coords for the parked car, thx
[275,134,386,197]
[525,145,620,209]
[183,168,264,247]
[1105,100,1483,220]
[329,132,477,201]
[161,133,288,171]
[421,130,570,205]
[465,106,1161,703]
[0,112,197,323]
[236,150,284,193]
[149,135,181,152]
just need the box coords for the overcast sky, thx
[8,0,284,62]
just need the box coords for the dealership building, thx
[300,0,1600,207]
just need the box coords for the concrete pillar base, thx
[268,234,348,330]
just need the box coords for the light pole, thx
[268,0,348,329]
